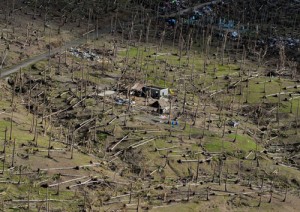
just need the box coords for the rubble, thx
[257,37,300,49]
[228,120,239,127]
[69,47,100,61]
[98,90,116,97]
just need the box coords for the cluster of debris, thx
[185,5,215,24]
[228,120,239,128]
[115,98,135,106]
[218,18,235,29]
[257,37,300,49]
[217,19,248,40]
[195,5,214,16]
[165,4,215,27]
[216,31,239,40]
[159,0,187,15]
[69,47,100,61]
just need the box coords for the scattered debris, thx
[228,120,239,127]
[98,90,116,97]
[115,98,134,106]
[257,37,300,49]
[171,120,179,127]
[69,47,100,61]
[151,99,170,114]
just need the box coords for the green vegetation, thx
[204,133,260,153]
[0,0,299,211]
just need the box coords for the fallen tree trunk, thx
[155,146,179,151]
[132,138,155,149]
[177,157,212,163]
[48,176,88,187]
[6,199,73,203]
[75,118,96,132]
[109,133,130,151]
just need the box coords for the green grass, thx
[207,64,239,77]
[118,47,141,58]
[0,100,11,108]
[147,77,172,88]
[0,119,49,147]
[204,133,260,153]
[31,60,48,71]
[204,137,232,152]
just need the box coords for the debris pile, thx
[69,47,100,61]
[257,37,300,49]
[159,0,187,15]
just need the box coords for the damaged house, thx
[131,82,144,96]
[151,99,170,114]
[142,86,168,99]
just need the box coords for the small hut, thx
[142,86,168,99]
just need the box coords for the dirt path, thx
[0,28,109,79]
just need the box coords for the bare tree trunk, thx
[221,31,228,65]
[268,181,273,203]
[18,165,22,184]
[168,97,172,136]
[192,96,200,126]
[46,187,49,212]
[9,77,16,140]
[27,189,30,211]
[47,128,52,158]
[2,127,7,173]
[206,187,210,201]
[218,159,223,186]
[222,118,226,138]
[34,106,39,146]
[187,184,190,201]
[70,133,75,159]
[296,100,299,135]
[224,167,228,192]
[182,82,187,114]
[146,19,151,46]
[129,183,133,204]
[258,193,262,207]
[137,195,140,212]
[11,138,16,167]
[195,155,200,182]
[282,186,288,202]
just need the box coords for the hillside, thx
[0,0,299,211]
